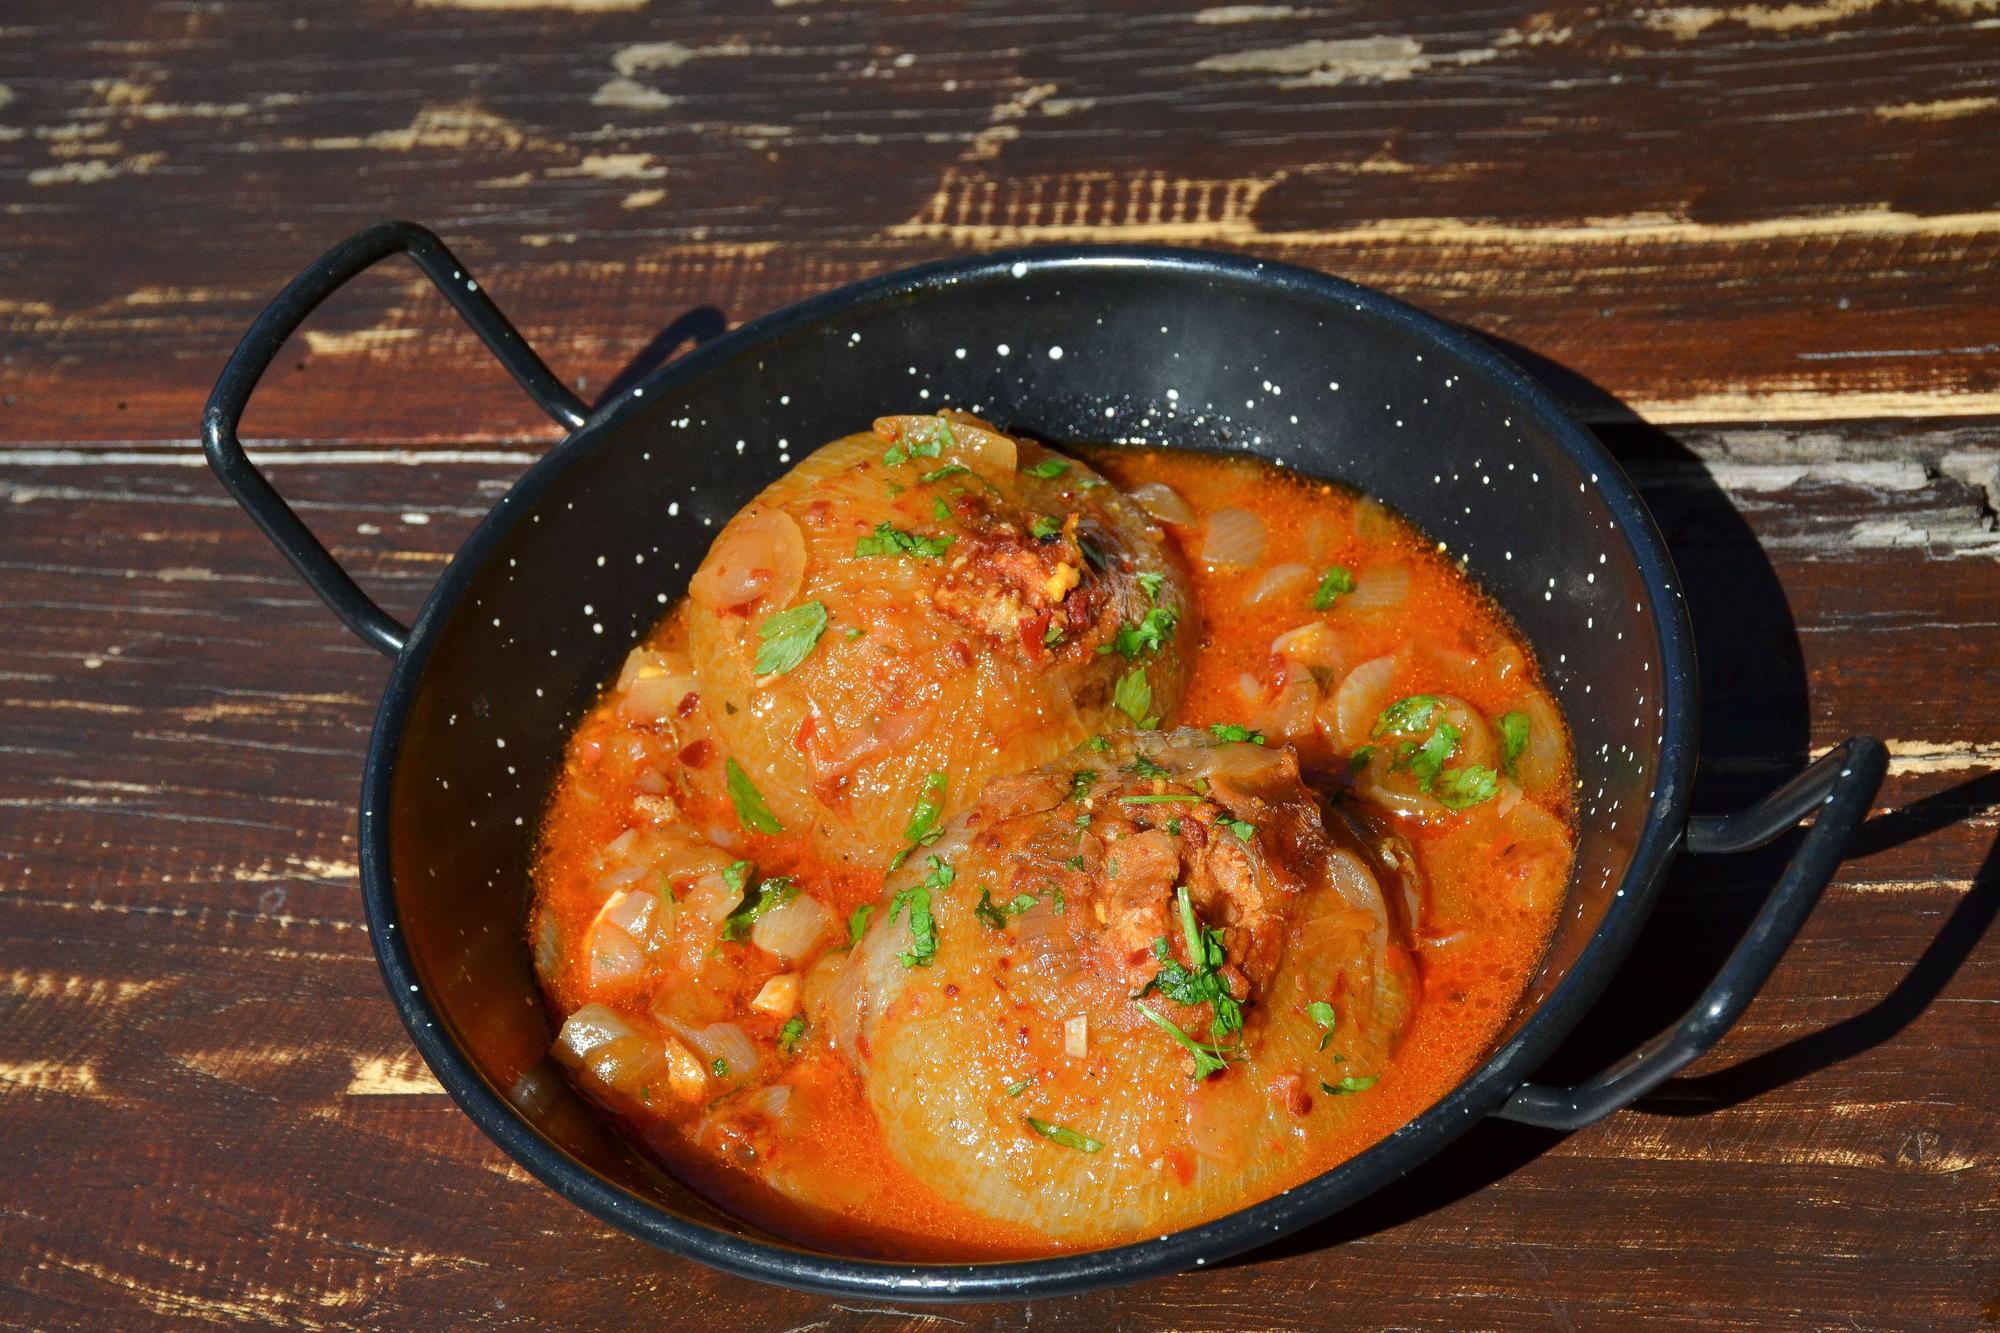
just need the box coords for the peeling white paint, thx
[1195,35,1495,86]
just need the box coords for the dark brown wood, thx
[2,1,1997,1328]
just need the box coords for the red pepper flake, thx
[678,739,712,767]
[675,691,701,719]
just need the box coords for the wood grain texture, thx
[2,0,1997,1328]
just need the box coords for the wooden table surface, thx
[3,1,1997,1327]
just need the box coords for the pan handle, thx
[201,220,588,658]
[1493,735,1887,1131]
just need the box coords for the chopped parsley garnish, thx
[710,1057,730,1079]
[1085,735,1111,753]
[1167,818,1182,835]
[720,874,798,942]
[1437,765,1501,809]
[882,416,953,466]
[1113,667,1158,727]
[843,626,866,640]
[1349,746,1374,773]
[1321,1075,1378,1096]
[1024,458,1070,479]
[1077,535,1108,570]
[1499,710,1531,777]
[889,855,949,968]
[725,758,783,834]
[888,771,948,870]
[1403,721,1460,792]
[1043,621,1065,648]
[847,904,873,948]
[753,600,828,676]
[1311,564,1355,611]
[1026,1116,1103,1153]
[1079,476,1108,491]
[1308,1000,1338,1051]
[1029,514,1063,541]
[1102,605,1178,660]
[1062,854,1086,871]
[973,887,1041,929]
[721,860,752,894]
[1134,1001,1231,1078]
[932,497,951,522]
[1373,695,1444,738]
[1068,769,1097,803]
[1005,1079,1030,1097]
[1133,887,1244,1047]
[1207,723,1266,745]
[778,1016,806,1055]
[920,464,971,483]
[1118,793,1202,805]
[1127,753,1170,779]
[854,521,954,559]
[1136,571,1165,602]
[1218,816,1255,841]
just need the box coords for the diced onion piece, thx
[683,871,740,925]
[1352,494,1399,543]
[1343,565,1411,614]
[1251,674,1319,742]
[554,1004,635,1066]
[658,1013,759,1079]
[741,1083,793,1122]
[1514,690,1566,792]
[752,894,833,963]
[1330,653,1401,749]
[620,670,695,723]
[1271,620,1347,673]
[750,973,801,1019]
[598,887,656,937]
[615,647,664,692]
[658,1033,709,1099]
[1247,562,1314,607]
[688,509,806,612]
[603,828,638,863]
[1200,508,1266,569]
[588,920,646,987]
[1127,481,1195,527]
[1064,1014,1088,1058]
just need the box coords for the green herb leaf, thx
[754,600,829,676]
[1025,458,1069,479]
[1321,1075,1378,1096]
[1068,769,1097,803]
[1349,746,1374,773]
[889,855,949,967]
[1436,764,1500,810]
[1118,793,1202,805]
[1135,887,1246,1046]
[1137,571,1165,602]
[1402,721,1460,792]
[854,521,954,559]
[1218,816,1255,841]
[1026,1116,1103,1153]
[720,874,798,942]
[920,464,971,483]
[1134,1001,1231,1078]
[847,904,873,948]
[1499,710,1531,778]
[1127,753,1170,779]
[1207,723,1266,745]
[1043,621,1066,648]
[1308,1000,1338,1051]
[1311,565,1355,611]
[1085,736,1111,753]
[888,771,949,870]
[725,758,783,834]
[1113,667,1155,727]
[778,1016,806,1055]
[1103,605,1179,660]
[1167,817,1182,836]
[721,861,752,894]
[1078,477,1108,491]
[1005,1079,1031,1098]
[711,1057,730,1079]
[883,416,951,466]
[973,887,1042,929]
[1029,515,1062,541]
[1373,695,1444,738]
[932,497,951,522]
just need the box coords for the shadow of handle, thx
[202,220,586,659]
[1493,736,1889,1131]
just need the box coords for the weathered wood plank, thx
[3,0,2000,446]
[0,417,1994,1328]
